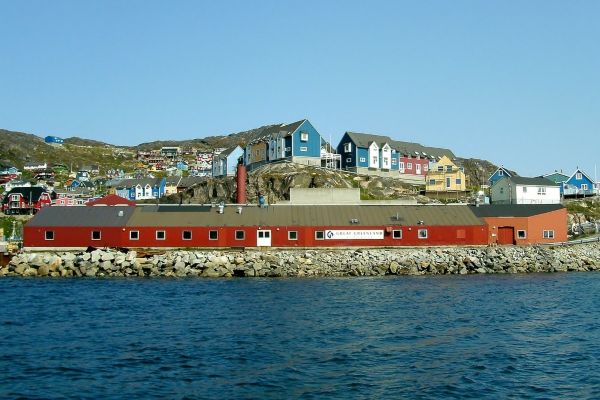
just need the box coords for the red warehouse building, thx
[24,204,490,250]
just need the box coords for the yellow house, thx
[426,155,467,192]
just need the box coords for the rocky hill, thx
[1,127,499,203]
[158,162,439,205]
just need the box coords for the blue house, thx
[0,165,19,175]
[488,166,517,186]
[269,119,323,165]
[114,178,166,200]
[176,161,189,171]
[69,180,95,191]
[562,168,596,197]
[213,146,244,177]
[44,136,64,145]
[244,119,325,170]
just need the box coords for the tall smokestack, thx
[236,163,247,204]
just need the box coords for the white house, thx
[491,176,561,205]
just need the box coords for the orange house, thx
[471,204,568,245]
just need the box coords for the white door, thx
[257,230,272,247]
[416,164,422,174]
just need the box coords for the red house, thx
[471,204,568,245]
[86,194,136,207]
[2,187,53,215]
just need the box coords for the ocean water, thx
[1,274,600,399]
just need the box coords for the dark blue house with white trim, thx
[562,168,596,197]
[488,166,517,186]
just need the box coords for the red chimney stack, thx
[236,164,247,204]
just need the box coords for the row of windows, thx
[513,230,555,239]
[42,229,431,241]
[429,178,462,185]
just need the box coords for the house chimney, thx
[236,163,247,204]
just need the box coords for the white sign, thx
[325,230,384,240]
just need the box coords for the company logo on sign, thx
[324,230,384,240]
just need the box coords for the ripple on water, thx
[1,274,600,398]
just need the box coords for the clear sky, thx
[1,0,599,178]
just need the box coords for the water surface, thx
[1,274,599,399]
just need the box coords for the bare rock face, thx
[166,163,421,205]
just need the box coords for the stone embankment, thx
[2,243,600,278]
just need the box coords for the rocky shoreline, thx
[2,243,600,278]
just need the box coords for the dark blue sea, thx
[1,274,600,399]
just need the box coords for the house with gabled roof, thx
[425,156,468,192]
[542,171,569,185]
[243,119,325,170]
[488,166,517,186]
[112,177,166,201]
[213,146,244,177]
[562,168,597,197]
[2,186,54,214]
[491,176,560,205]
[336,132,455,184]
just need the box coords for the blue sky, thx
[1,0,599,178]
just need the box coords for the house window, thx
[285,147,291,151]
[209,230,218,240]
[407,163,412,169]
[382,158,389,167]
[156,230,166,240]
[455,178,461,185]
[500,188,504,194]
[346,158,352,163]
[315,231,325,240]
[344,142,352,152]
[182,230,192,240]
[300,146,308,152]
[543,230,555,239]
[499,170,504,176]
[576,172,582,180]
[91,231,101,240]
[300,132,309,141]
[423,165,428,172]
[45,231,54,240]
[446,165,453,172]
[538,187,546,195]
[359,157,366,162]
[372,156,378,165]
[288,231,298,240]
[418,229,428,239]
[10,194,19,201]
[517,230,526,239]
[523,187,528,193]
[582,184,588,190]
[130,231,139,240]
[393,230,402,239]
[438,166,443,172]
[235,230,245,240]
[429,179,436,185]
[391,159,397,165]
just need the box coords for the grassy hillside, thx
[0,129,137,172]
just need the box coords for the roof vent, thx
[237,206,243,214]
[350,218,359,224]
[118,210,124,217]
